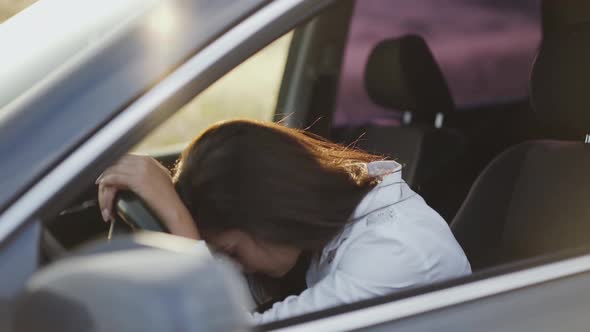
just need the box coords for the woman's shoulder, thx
[318,161,470,287]
[333,224,427,286]
[335,218,470,287]
[334,194,471,285]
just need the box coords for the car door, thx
[261,251,590,331]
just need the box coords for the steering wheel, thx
[41,191,168,264]
[114,191,170,233]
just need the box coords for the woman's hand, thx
[96,154,200,240]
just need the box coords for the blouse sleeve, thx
[251,227,431,325]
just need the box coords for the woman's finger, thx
[98,183,117,222]
[101,185,118,222]
[118,154,169,176]
[118,154,144,164]
[97,164,136,188]
[99,173,134,189]
[97,173,129,222]
[115,154,154,170]
[95,154,144,183]
[96,163,137,184]
[98,183,106,220]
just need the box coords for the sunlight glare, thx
[147,4,178,39]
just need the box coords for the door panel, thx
[363,269,590,332]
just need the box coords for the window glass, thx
[134,32,293,153]
[334,0,541,127]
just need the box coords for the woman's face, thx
[204,229,302,278]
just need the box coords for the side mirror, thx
[13,233,253,332]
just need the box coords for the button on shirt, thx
[250,160,471,324]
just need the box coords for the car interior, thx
[14,0,590,330]
[331,34,467,221]
[452,0,590,270]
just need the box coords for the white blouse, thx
[249,160,471,324]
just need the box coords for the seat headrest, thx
[531,0,590,137]
[364,35,455,123]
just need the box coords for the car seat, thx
[332,35,465,220]
[451,0,590,270]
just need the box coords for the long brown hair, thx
[173,119,383,251]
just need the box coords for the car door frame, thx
[275,0,354,138]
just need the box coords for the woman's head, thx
[173,120,382,276]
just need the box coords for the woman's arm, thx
[249,266,401,325]
[250,224,470,325]
[96,154,200,240]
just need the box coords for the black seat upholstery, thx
[332,35,465,220]
[451,0,590,270]
[364,34,455,124]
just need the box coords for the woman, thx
[97,119,471,324]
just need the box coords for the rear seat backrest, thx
[332,35,465,220]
